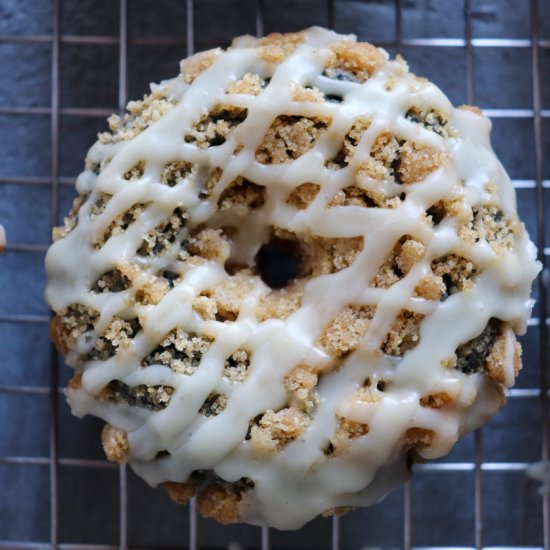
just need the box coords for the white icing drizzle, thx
[502,327,517,388]
[45,27,541,529]
[0,224,5,250]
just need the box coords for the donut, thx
[45,27,540,529]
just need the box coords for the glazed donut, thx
[46,27,540,529]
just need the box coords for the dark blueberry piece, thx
[104,380,173,410]
[323,441,335,456]
[427,205,445,225]
[323,68,360,83]
[162,270,179,288]
[210,135,226,147]
[325,94,343,103]
[455,318,501,374]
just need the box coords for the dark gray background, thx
[0,0,548,548]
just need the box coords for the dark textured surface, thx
[483,471,544,546]
[0,464,51,542]
[0,393,50,457]
[128,0,187,39]
[473,47,533,108]
[455,318,500,375]
[61,0,119,36]
[0,251,48,315]
[58,465,120,545]
[411,471,476,547]
[402,0,464,38]
[0,115,51,177]
[472,0,531,38]
[127,44,188,102]
[402,45,466,105]
[334,1,396,42]
[0,0,53,36]
[0,43,52,108]
[60,44,119,108]
[0,0,546,548]
[0,183,51,245]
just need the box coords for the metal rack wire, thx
[0,0,548,548]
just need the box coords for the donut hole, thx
[256,237,302,289]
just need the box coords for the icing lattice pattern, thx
[46,28,540,529]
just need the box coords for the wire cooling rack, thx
[0,0,548,548]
